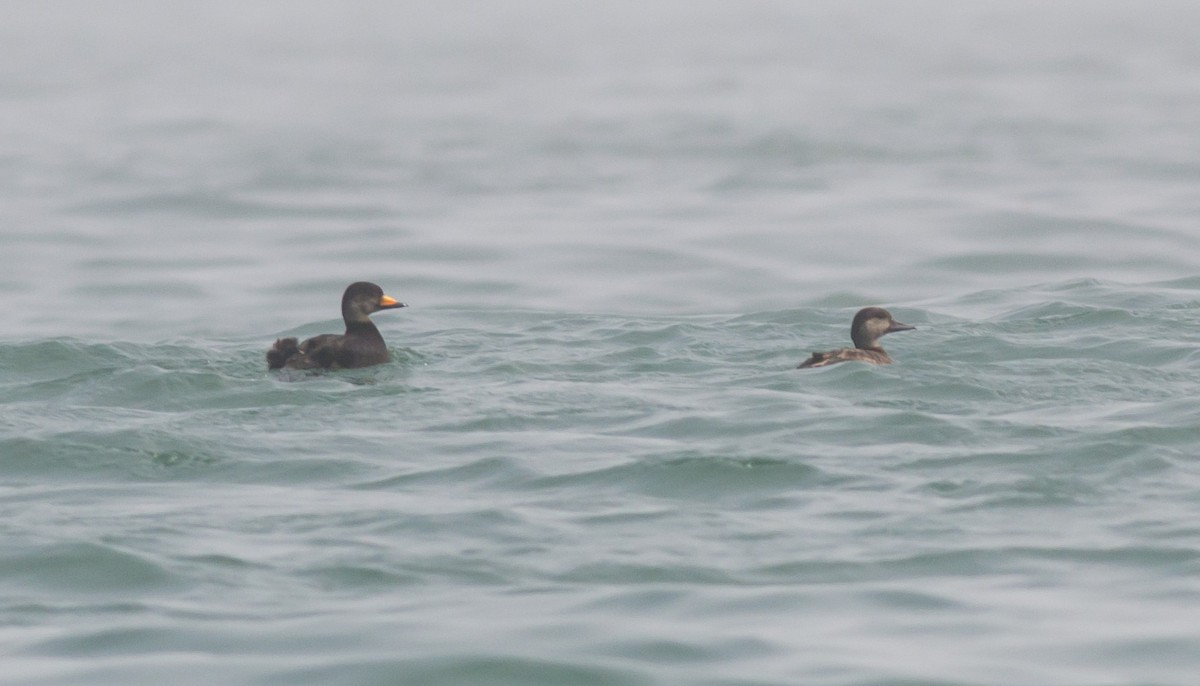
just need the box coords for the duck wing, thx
[797,350,835,369]
[797,348,892,369]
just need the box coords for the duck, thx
[797,307,915,369]
[267,281,407,371]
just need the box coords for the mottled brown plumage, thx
[797,307,914,369]
[267,282,407,371]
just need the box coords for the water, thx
[3,2,1200,684]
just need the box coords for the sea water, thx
[3,2,1200,684]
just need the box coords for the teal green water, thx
[4,2,1200,685]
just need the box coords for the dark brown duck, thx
[267,281,407,371]
[797,307,915,369]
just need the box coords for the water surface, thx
[3,2,1200,685]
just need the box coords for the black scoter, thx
[797,307,915,369]
[267,281,406,371]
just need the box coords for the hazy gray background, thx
[4,0,1198,336]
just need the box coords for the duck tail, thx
[267,337,300,370]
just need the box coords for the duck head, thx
[850,307,914,350]
[341,281,407,324]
